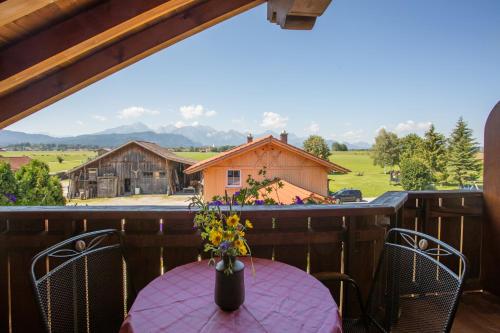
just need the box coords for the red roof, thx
[0,156,32,171]
[184,135,350,174]
[256,179,332,204]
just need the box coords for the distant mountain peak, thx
[96,122,151,135]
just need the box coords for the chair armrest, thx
[313,271,367,322]
[313,272,358,285]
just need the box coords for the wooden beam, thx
[0,0,264,128]
[0,0,200,95]
[0,0,55,27]
[482,101,500,297]
[267,0,331,30]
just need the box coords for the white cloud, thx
[331,129,365,142]
[305,121,320,134]
[260,112,288,129]
[76,120,84,126]
[92,115,107,122]
[118,106,160,119]
[393,120,431,135]
[179,105,216,119]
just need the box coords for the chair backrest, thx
[30,229,131,333]
[365,228,468,333]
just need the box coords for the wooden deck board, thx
[452,292,500,333]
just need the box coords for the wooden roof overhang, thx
[184,135,350,174]
[0,0,332,128]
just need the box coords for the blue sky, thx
[7,0,500,144]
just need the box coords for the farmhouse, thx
[184,133,350,202]
[67,141,198,198]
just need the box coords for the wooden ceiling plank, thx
[0,0,264,128]
[0,0,55,27]
[0,0,199,96]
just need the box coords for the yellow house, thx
[184,133,350,201]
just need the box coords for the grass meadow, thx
[1,150,97,173]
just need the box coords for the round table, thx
[120,258,342,333]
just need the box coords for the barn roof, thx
[256,179,332,204]
[68,140,196,174]
[0,0,332,128]
[0,156,32,171]
[184,135,350,174]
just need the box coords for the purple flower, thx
[254,200,264,205]
[4,193,16,203]
[234,191,240,197]
[294,196,304,205]
[209,200,223,206]
[219,241,231,252]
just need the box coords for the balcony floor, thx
[452,291,500,333]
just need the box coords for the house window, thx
[143,171,153,178]
[227,170,241,187]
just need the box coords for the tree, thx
[303,135,330,160]
[15,160,65,205]
[400,134,425,161]
[422,124,448,182]
[332,142,348,151]
[447,117,481,186]
[0,162,18,205]
[400,158,433,190]
[56,155,64,163]
[371,129,400,172]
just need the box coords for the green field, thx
[328,151,403,197]
[0,151,97,173]
[175,151,218,160]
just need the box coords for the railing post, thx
[343,215,357,317]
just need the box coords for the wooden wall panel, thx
[203,142,329,200]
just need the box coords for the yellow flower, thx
[239,244,248,255]
[223,230,234,241]
[234,239,243,248]
[245,219,253,229]
[237,230,245,237]
[226,214,240,227]
[209,230,222,246]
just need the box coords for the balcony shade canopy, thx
[0,0,331,128]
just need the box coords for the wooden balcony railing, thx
[0,190,484,333]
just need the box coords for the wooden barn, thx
[67,141,198,198]
[184,132,350,202]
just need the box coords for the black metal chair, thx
[30,229,135,333]
[315,228,468,333]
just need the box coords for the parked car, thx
[330,189,362,203]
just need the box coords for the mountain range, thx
[0,122,371,149]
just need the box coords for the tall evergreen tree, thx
[447,118,481,186]
[372,129,400,173]
[422,124,447,182]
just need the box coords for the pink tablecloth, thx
[120,258,342,333]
